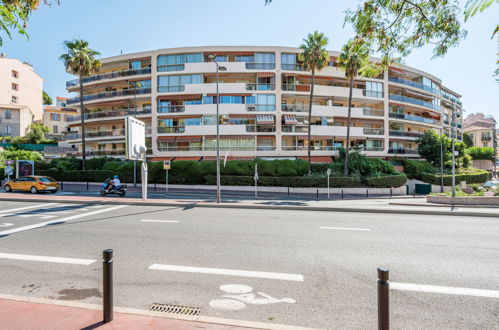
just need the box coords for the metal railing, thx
[65,129,126,140]
[157,105,186,113]
[281,125,308,133]
[388,112,438,125]
[363,90,384,98]
[388,77,442,95]
[245,63,275,70]
[67,108,152,122]
[481,136,492,141]
[389,94,441,111]
[389,130,424,138]
[66,67,151,87]
[246,83,275,91]
[246,105,276,111]
[282,84,311,92]
[157,85,186,93]
[158,126,186,134]
[363,128,384,135]
[67,88,151,105]
[363,109,384,116]
[388,148,419,154]
[443,93,462,105]
[281,64,304,71]
[281,104,308,112]
[282,146,338,151]
[246,125,276,133]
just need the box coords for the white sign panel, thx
[125,116,146,160]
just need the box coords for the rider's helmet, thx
[113,175,118,179]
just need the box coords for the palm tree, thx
[299,31,329,175]
[60,39,101,170]
[337,38,371,176]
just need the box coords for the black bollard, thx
[87,182,89,190]
[366,189,369,198]
[317,189,319,199]
[287,187,290,196]
[390,188,393,198]
[61,181,64,191]
[377,268,389,330]
[103,249,113,323]
[341,189,344,199]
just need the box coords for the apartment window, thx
[12,83,18,91]
[11,96,18,103]
[129,79,151,89]
[51,113,60,121]
[246,53,275,69]
[214,55,228,62]
[129,60,141,70]
[365,82,384,98]
[12,70,18,78]
[235,55,254,63]
[6,124,12,135]
[52,125,59,134]
[246,94,276,111]
[281,53,300,70]
[157,53,203,72]
[157,74,202,92]
[5,110,12,119]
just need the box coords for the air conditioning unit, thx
[247,106,256,111]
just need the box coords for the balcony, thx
[158,126,186,134]
[443,93,462,105]
[281,64,304,71]
[157,105,186,113]
[389,77,441,95]
[66,68,151,88]
[67,88,151,105]
[282,146,338,151]
[389,112,439,125]
[389,130,424,138]
[363,90,384,98]
[245,63,275,70]
[389,94,441,111]
[363,128,384,135]
[65,129,126,140]
[245,125,276,133]
[282,125,308,133]
[482,136,492,141]
[67,107,152,122]
[246,83,275,91]
[388,148,419,155]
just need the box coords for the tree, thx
[0,147,43,165]
[417,130,466,168]
[59,39,101,170]
[299,31,329,175]
[337,38,382,176]
[43,91,52,105]
[0,0,58,46]
[463,132,473,148]
[25,122,49,144]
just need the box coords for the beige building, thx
[43,97,78,140]
[464,113,496,148]
[64,46,463,161]
[0,53,43,137]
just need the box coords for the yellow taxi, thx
[3,176,59,194]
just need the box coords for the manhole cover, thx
[148,303,202,316]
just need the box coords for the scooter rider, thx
[106,175,121,193]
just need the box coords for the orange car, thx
[3,176,59,194]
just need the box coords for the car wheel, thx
[4,185,12,192]
[30,186,38,194]
[119,191,126,197]
[100,190,107,196]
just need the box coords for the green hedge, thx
[400,159,437,180]
[421,170,490,185]
[465,147,495,160]
[366,174,408,188]
[35,170,132,183]
[204,175,361,187]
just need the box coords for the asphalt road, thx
[0,201,497,329]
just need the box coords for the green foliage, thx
[38,157,81,171]
[417,131,467,168]
[60,39,101,78]
[86,157,118,170]
[0,147,42,166]
[466,146,495,160]
[400,159,437,180]
[204,175,362,188]
[463,132,473,148]
[421,170,490,185]
[25,122,50,144]
[43,91,52,105]
[36,169,131,183]
[335,149,395,177]
[366,174,408,188]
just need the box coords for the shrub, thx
[466,147,495,160]
[366,174,408,188]
[204,175,361,187]
[421,170,489,185]
[35,170,132,182]
[401,159,437,180]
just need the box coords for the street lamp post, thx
[207,54,227,204]
[440,127,444,193]
[451,101,456,201]
[493,119,497,179]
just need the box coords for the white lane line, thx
[391,282,499,299]
[140,220,180,223]
[0,252,95,265]
[0,223,14,227]
[0,203,59,217]
[0,205,127,237]
[320,226,371,231]
[149,264,304,282]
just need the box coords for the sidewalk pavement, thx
[0,192,498,217]
[0,295,308,330]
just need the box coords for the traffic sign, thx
[4,166,13,176]
[327,168,331,176]
[5,160,14,166]
[163,160,171,170]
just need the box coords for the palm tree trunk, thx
[307,69,315,176]
[344,75,354,176]
[79,77,86,171]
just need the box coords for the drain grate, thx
[148,303,202,316]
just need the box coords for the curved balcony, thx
[389,112,439,125]
[67,107,152,122]
[246,83,275,91]
[66,67,151,88]
[389,94,441,111]
[389,77,441,95]
[67,88,151,105]
[66,128,152,141]
[388,148,419,155]
[389,130,424,138]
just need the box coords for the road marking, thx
[140,220,180,223]
[0,205,128,237]
[0,252,95,265]
[320,226,371,231]
[0,223,14,227]
[390,282,499,299]
[149,264,304,282]
[0,203,59,217]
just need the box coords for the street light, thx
[207,53,227,204]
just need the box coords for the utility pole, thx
[440,127,444,193]
[493,119,497,179]
[451,101,456,201]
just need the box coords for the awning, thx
[256,114,274,124]
[228,156,256,161]
[283,114,298,124]
[208,51,254,56]
[157,136,176,141]
[157,94,202,100]
[257,136,275,140]
[296,156,333,163]
[207,93,253,97]
[175,136,202,143]
[150,157,175,161]
[174,157,201,161]
[257,72,275,78]
[97,140,125,145]
[205,73,255,78]
[229,114,255,118]
[310,136,334,140]
[334,117,383,125]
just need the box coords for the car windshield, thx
[39,177,56,182]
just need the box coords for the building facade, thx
[464,113,496,148]
[64,46,463,161]
[43,97,78,141]
[0,53,43,138]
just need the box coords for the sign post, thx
[125,116,147,201]
[326,168,331,199]
[254,163,259,198]
[163,160,171,193]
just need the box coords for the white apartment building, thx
[64,46,463,161]
[0,53,43,137]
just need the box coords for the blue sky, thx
[1,0,497,117]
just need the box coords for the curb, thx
[0,293,318,330]
[389,202,499,209]
[0,196,498,218]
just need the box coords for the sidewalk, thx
[0,295,307,330]
[0,192,498,217]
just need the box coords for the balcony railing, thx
[158,126,186,134]
[157,85,186,93]
[65,129,126,140]
[67,88,151,105]
[389,112,439,125]
[389,94,441,111]
[246,105,276,111]
[482,136,492,141]
[389,130,424,138]
[388,148,419,154]
[282,84,311,92]
[388,77,441,95]
[281,64,304,71]
[66,67,152,88]
[157,105,186,113]
[281,104,308,112]
[157,146,203,152]
[246,83,275,91]
[282,146,338,151]
[245,63,275,70]
[257,146,277,151]
[246,125,276,133]
[363,109,384,117]
[363,90,384,98]
[67,107,152,122]
[443,93,462,105]
[363,128,384,135]
[282,125,308,133]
